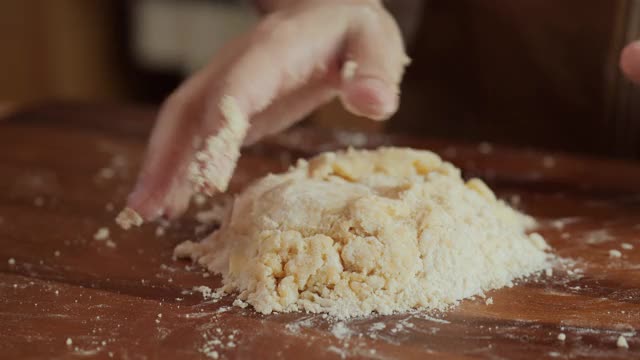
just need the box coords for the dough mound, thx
[176,147,550,318]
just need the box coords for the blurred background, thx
[1,0,639,158]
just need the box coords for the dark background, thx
[1,0,639,158]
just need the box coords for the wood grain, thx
[0,104,639,359]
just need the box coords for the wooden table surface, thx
[1,104,639,359]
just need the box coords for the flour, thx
[189,96,249,195]
[175,147,551,318]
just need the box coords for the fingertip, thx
[126,186,162,222]
[341,76,399,121]
[621,41,640,84]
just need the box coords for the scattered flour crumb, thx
[331,322,352,339]
[557,333,566,341]
[115,207,144,230]
[66,338,73,346]
[8,258,15,265]
[485,297,493,305]
[54,250,61,257]
[617,335,629,349]
[155,227,166,237]
[204,350,219,359]
[105,240,117,248]
[193,286,223,301]
[545,268,553,277]
[609,249,622,258]
[369,322,385,331]
[94,228,110,241]
[585,229,614,244]
[232,299,248,308]
[105,202,115,212]
[621,243,634,250]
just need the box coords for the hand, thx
[125,0,409,222]
[621,40,640,85]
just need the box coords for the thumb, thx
[339,9,409,121]
[621,41,640,85]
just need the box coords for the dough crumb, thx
[155,227,166,237]
[66,338,73,346]
[193,286,223,301]
[485,297,494,305]
[232,299,248,309]
[621,243,634,250]
[545,268,553,277]
[189,95,249,195]
[176,147,551,318]
[617,335,629,349]
[609,249,622,258]
[8,258,15,265]
[331,322,352,339]
[93,228,110,241]
[341,60,358,81]
[115,207,143,230]
[557,333,566,341]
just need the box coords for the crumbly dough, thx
[115,207,144,230]
[190,96,249,195]
[175,147,551,318]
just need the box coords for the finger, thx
[191,13,350,192]
[340,6,410,121]
[621,41,640,85]
[161,173,193,220]
[127,36,250,220]
[243,81,338,146]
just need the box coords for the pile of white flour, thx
[175,147,551,318]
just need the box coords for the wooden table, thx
[1,104,639,359]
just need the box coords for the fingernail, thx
[343,76,399,121]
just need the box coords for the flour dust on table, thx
[175,147,553,318]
